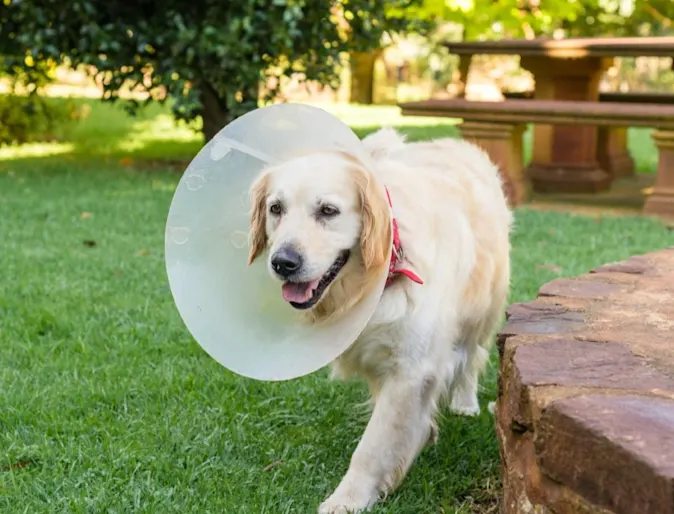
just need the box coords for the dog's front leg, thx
[318,372,438,514]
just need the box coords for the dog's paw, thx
[450,404,480,417]
[449,393,480,417]
[318,497,374,514]
[318,481,379,514]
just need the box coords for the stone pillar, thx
[459,121,527,206]
[521,56,614,193]
[597,126,635,178]
[644,129,674,221]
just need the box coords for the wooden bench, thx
[504,90,674,105]
[500,92,674,179]
[398,98,674,221]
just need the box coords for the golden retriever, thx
[247,127,512,513]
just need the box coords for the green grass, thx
[0,99,672,514]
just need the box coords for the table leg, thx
[597,127,635,178]
[643,129,674,221]
[521,56,614,193]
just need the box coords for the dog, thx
[247,127,512,513]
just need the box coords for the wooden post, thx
[644,129,674,221]
[459,121,527,206]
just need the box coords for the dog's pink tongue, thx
[282,280,319,303]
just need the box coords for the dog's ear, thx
[355,167,392,272]
[248,172,269,265]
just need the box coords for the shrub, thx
[0,94,78,146]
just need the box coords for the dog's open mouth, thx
[281,250,350,310]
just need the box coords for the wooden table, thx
[444,37,674,194]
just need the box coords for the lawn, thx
[1,99,672,514]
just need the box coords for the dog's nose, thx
[271,247,303,278]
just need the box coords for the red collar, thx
[385,188,424,287]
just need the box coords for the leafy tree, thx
[0,0,426,140]
[622,0,674,36]
[438,0,604,39]
[418,0,674,40]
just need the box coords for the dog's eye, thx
[269,202,282,216]
[319,205,339,217]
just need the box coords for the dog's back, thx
[357,128,512,409]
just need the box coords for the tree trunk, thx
[199,81,260,142]
[349,51,378,105]
[199,82,231,142]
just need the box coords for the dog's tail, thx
[361,127,406,161]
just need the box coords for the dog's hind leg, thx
[448,307,502,417]
[449,266,509,417]
[448,331,490,417]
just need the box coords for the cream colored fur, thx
[248,127,512,513]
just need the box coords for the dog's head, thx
[247,151,391,319]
